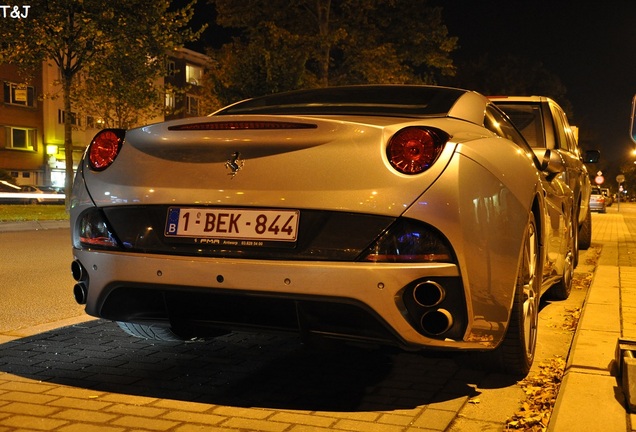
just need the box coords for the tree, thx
[0,169,15,184]
[74,48,165,129]
[0,0,201,209]
[446,54,572,116]
[208,0,457,104]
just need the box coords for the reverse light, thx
[88,129,125,171]
[75,209,120,249]
[362,219,455,263]
[387,127,448,174]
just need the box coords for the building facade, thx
[0,48,211,188]
[165,47,212,121]
[0,63,47,186]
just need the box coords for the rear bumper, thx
[71,248,500,350]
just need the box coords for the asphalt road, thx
[0,228,84,333]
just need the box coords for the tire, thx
[572,210,580,269]
[548,215,574,300]
[116,321,188,342]
[578,206,592,250]
[486,214,540,377]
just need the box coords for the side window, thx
[496,103,544,148]
[484,105,528,148]
[548,103,573,152]
[556,106,579,156]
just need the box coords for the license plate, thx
[165,207,299,243]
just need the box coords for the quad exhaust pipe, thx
[411,280,454,336]
[421,308,453,336]
[71,260,88,305]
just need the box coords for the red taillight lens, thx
[88,129,125,171]
[387,127,448,174]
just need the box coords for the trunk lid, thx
[82,115,458,217]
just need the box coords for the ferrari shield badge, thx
[225,151,244,178]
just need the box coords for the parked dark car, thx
[590,187,607,213]
[491,96,600,257]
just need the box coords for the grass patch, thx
[0,204,69,222]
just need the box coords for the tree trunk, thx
[62,76,74,213]
[316,0,331,87]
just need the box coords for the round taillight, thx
[88,129,125,171]
[387,127,448,174]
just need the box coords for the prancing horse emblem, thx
[225,151,244,178]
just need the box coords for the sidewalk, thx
[548,206,636,431]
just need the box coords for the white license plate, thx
[165,207,299,242]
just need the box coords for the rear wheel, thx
[579,206,592,250]
[488,214,540,377]
[549,216,575,300]
[117,321,189,342]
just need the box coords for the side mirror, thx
[631,95,636,144]
[583,150,600,163]
[533,148,565,178]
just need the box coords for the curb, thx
[0,220,68,232]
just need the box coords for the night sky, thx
[187,1,636,174]
[436,1,636,170]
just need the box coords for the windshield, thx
[214,85,466,118]
[493,103,545,148]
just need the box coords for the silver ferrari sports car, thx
[70,85,575,376]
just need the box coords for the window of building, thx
[166,60,176,77]
[165,92,175,111]
[58,109,81,127]
[186,95,199,116]
[7,127,37,151]
[185,64,203,85]
[3,82,35,107]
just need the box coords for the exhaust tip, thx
[413,280,445,307]
[71,260,86,282]
[73,283,88,305]
[421,309,453,336]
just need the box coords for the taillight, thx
[361,219,455,263]
[75,208,121,250]
[88,129,125,171]
[387,127,448,174]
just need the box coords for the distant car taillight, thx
[88,129,125,171]
[387,127,448,174]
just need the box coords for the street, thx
[0,228,84,334]
[0,208,627,431]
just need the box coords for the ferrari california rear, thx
[70,85,574,376]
